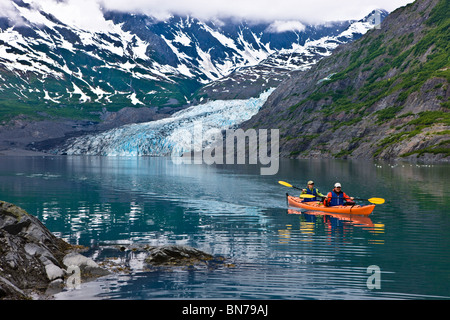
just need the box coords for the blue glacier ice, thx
[60,89,275,156]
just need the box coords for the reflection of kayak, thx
[286,194,375,216]
[287,209,374,228]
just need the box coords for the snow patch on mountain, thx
[0,1,388,108]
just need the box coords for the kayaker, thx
[324,183,355,206]
[301,180,325,202]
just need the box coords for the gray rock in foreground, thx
[0,201,107,300]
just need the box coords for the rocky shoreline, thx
[0,201,109,299]
[0,200,225,300]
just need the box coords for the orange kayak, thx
[286,194,375,216]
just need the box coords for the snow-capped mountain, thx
[196,9,388,100]
[47,8,387,157]
[0,0,387,117]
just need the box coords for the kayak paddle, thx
[299,194,316,198]
[356,197,385,204]
[278,181,302,190]
[322,196,385,204]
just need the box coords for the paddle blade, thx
[368,198,385,204]
[300,194,316,198]
[278,181,293,188]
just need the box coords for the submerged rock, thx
[95,244,230,274]
[145,245,215,266]
[0,201,108,299]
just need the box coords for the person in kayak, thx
[301,180,325,202]
[324,183,355,206]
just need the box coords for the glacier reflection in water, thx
[59,89,275,156]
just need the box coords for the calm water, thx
[0,156,449,300]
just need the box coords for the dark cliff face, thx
[242,0,449,161]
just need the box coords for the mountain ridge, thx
[191,9,388,101]
[241,0,449,161]
[0,1,385,123]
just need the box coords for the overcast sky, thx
[2,0,415,26]
[100,0,415,22]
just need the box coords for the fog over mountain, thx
[0,0,413,24]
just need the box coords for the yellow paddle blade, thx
[278,181,293,188]
[368,198,385,204]
[300,194,316,198]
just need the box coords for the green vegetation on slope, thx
[284,0,449,159]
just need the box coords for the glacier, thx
[58,88,275,156]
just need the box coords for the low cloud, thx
[266,21,306,33]
[4,0,116,31]
[2,0,415,27]
[99,0,415,23]
[0,1,25,24]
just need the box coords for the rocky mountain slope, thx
[241,0,449,161]
[194,10,387,101]
[0,0,384,123]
